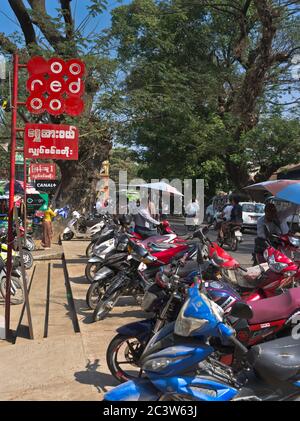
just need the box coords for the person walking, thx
[41,206,57,249]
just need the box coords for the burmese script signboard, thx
[24,123,78,160]
[30,163,56,180]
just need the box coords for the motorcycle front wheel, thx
[93,290,122,322]
[22,250,33,269]
[85,242,95,258]
[106,333,146,383]
[85,262,103,282]
[0,275,25,304]
[86,278,113,309]
[231,237,238,251]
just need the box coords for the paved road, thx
[170,218,256,266]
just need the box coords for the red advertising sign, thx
[24,123,79,160]
[30,163,56,180]
[26,56,85,116]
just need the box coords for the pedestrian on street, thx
[41,205,57,249]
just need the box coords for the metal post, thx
[23,157,27,237]
[5,54,18,339]
[14,207,33,339]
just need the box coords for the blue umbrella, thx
[245,180,300,205]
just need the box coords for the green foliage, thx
[104,0,300,198]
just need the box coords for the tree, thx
[0,0,117,209]
[109,147,142,183]
[104,0,300,194]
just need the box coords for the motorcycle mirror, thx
[230,302,253,320]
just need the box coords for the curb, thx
[33,252,63,261]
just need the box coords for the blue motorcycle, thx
[104,281,300,401]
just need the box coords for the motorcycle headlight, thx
[174,293,223,337]
[143,358,172,372]
[289,236,300,247]
[268,254,288,273]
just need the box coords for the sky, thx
[0,0,131,40]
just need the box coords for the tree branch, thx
[60,0,74,40]
[8,0,37,48]
[27,0,68,54]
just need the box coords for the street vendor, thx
[41,205,57,249]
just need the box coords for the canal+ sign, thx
[26,56,85,116]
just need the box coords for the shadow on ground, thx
[74,359,118,393]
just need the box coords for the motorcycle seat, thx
[147,242,177,250]
[247,335,300,386]
[242,264,269,282]
[249,287,300,324]
[85,219,102,227]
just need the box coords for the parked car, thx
[265,196,300,232]
[240,202,265,231]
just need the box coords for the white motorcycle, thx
[62,211,105,241]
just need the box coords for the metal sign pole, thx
[5,54,18,339]
[14,206,33,339]
[23,157,27,237]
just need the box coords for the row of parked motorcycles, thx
[76,212,300,401]
[0,224,35,305]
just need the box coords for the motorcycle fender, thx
[104,379,159,401]
[94,266,114,281]
[116,319,154,341]
[88,256,103,263]
[63,227,72,234]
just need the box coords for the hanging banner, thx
[24,123,78,160]
[30,163,56,180]
[26,56,85,116]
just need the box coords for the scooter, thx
[218,222,243,251]
[104,282,300,401]
[62,211,105,240]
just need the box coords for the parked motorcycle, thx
[92,237,160,321]
[0,256,25,304]
[87,232,197,309]
[106,238,300,382]
[218,223,243,251]
[62,211,105,240]
[104,282,300,401]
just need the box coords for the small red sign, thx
[24,123,79,160]
[26,56,85,116]
[30,163,56,180]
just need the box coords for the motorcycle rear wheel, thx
[93,290,121,322]
[62,232,74,241]
[106,333,146,383]
[231,237,238,251]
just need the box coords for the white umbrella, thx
[136,182,183,196]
